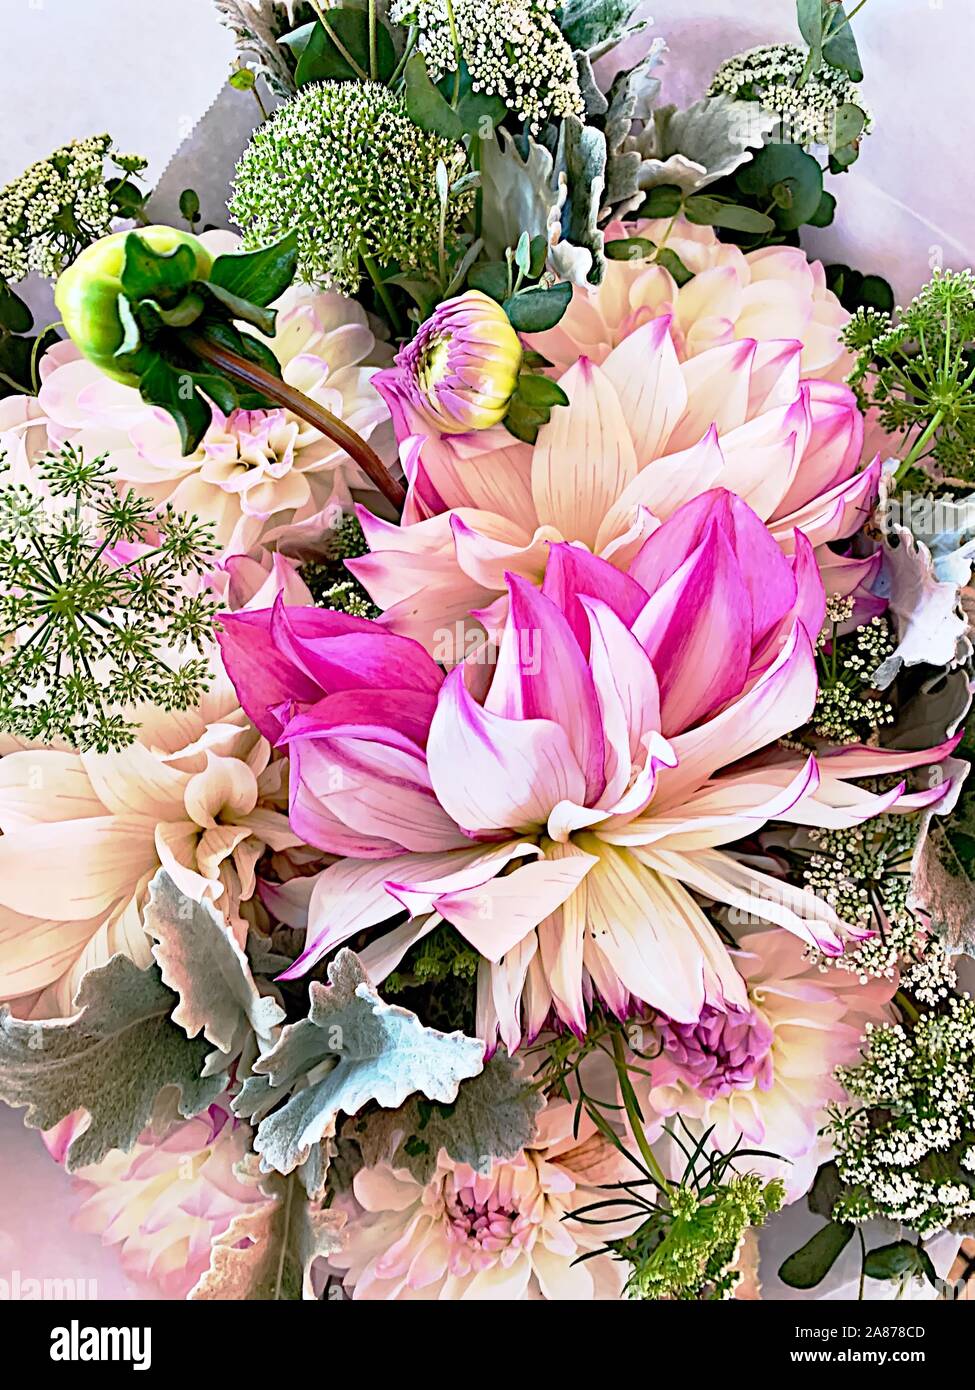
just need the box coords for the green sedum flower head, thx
[229,81,473,294]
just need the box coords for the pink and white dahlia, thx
[46,1104,263,1299]
[362,313,878,660]
[527,216,854,381]
[642,930,895,1201]
[219,489,952,1052]
[35,276,395,557]
[326,1099,633,1299]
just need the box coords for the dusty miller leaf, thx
[233,949,484,1180]
[560,0,646,55]
[625,95,776,199]
[0,955,221,1171]
[600,38,668,216]
[910,752,975,956]
[144,869,285,1074]
[872,522,973,688]
[214,0,299,97]
[353,1050,543,1184]
[480,127,603,287]
[189,1160,345,1300]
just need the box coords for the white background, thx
[0,0,973,1298]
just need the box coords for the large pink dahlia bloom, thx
[326,1099,634,1299]
[359,315,878,660]
[220,490,951,1052]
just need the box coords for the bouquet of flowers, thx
[1,0,973,1303]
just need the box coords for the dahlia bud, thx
[396,290,523,433]
[54,225,213,385]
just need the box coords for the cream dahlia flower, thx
[362,314,878,660]
[643,929,895,1201]
[327,1100,633,1299]
[0,669,301,1017]
[35,241,395,557]
[527,215,854,381]
[46,1103,263,1299]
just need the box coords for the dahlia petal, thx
[486,576,605,802]
[427,666,587,834]
[434,853,598,962]
[541,542,649,654]
[531,358,638,549]
[655,622,817,806]
[0,816,157,920]
[598,315,687,464]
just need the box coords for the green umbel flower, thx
[0,445,217,752]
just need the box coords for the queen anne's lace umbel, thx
[391,0,584,129]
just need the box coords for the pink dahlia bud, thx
[395,290,522,434]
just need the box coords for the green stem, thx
[444,0,462,105]
[360,249,404,337]
[367,0,378,80]
[310,2,370,81]
[389,26,418,86]
[611,1030,673,1197]
[894,410,944,484]
[894,989,921,1025]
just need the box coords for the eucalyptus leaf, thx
[504,282,573,332]
[641,185,683,218]
[295,9,396,85]
[778,1220,853,1288]
[684,196,774,233]
[797,0,824,70]
[736,142,824,231]
[404,53,464,141]
[656,248,694,286]
[823,2,864,81]
[833,102,866,147]
[862,1240,926,1282]
[468,261,511,304]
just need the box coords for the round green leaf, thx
[737,144,824,231]
[504,283,573,333]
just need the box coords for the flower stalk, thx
[184,331,406,510]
